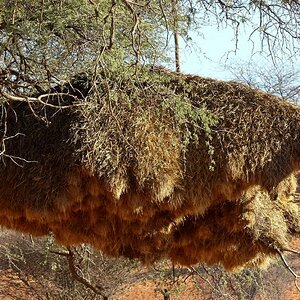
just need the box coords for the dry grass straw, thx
[0,67,300,270]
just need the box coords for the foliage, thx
[0,0,177,95]
[0,0,299,99]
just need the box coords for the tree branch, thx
[53,247,109,299]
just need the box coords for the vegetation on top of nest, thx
[74,64,218,179]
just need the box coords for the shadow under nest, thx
[0,69,300,271]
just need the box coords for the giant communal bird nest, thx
[0,67,299,270]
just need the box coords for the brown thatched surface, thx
[0,69,299,270]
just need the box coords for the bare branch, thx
[276,248,300,293]
[53,247,109,299]
[1,91,82,109]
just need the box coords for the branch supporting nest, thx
[1,91,82,109]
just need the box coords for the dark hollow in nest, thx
[0,69,299,270]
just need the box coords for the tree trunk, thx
[172,0,180,72]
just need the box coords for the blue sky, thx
[180,24,299,80]
[181,27,250,79]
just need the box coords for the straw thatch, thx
[0,68,299,270]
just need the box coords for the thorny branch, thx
[276,248,300,292]
[102,0,117,51]
[0,104,8,157]
[158,0,170,48]
[120,0,142,65]
[51,247,109,299]
[189,266,234,299]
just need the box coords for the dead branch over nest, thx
[0,68,300,270]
